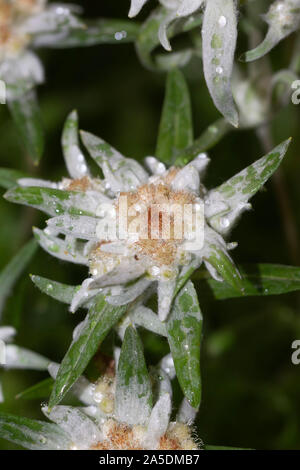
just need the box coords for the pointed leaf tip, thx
[115,325,153,426]
[202,0,238,126]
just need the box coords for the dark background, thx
[1,0,300,450]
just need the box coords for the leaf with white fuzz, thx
[177,397,198,424]
[129,0,149,17]
[157,278,177,322]
[62,110,90,179]
[156,68,193,165]
[18,178,59,189]
[89,259,146,288]
[0,412,70,450]
[144,393,172,449]
[150,367,172,401]
[4,186,97,217]
[131,305,167,337]
[49,296,127,408]
[166,281,202,408]
[202,229,243,292]
[31,275,80,305]
[136,8,203,70]
[42,406,102,449]
[33,228,88,265]
[4,346,50,370]
[80,131,148,192]
[47,214,98,240]
[202,0,238,127]
[106,278,152,306]
[115,326,153,426]
[0,327,16,342]
[206,138,291,231]
[171,164,199,193]
[48,363,95,406]
[241,0,300,62]
[158,0,204,51]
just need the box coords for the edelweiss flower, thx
[4,111,290,323]
[129,0,204,50]
[39,349,199,450]
[0,0,83,97]
[0,349,199,450]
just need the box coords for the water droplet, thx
[216,66,223,75]
[197,152,207,160]
[218,16,227,28]
[220,217,230,228]
[115,31,127,41]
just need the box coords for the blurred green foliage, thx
[1,0,300,450]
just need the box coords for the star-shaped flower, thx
[4,110,290,324]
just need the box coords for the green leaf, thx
[202,0,238,127]
[209,138,291,212]
[174,118,231,166]
[4,186,95,217]
[166,281,202,408]
[39,19,140,48]
[156,68,193,165]
[31,275,79,305]
[0,411,70,450]
[0,239,37,316]
[193,264,300,300]
[0,168,29,190]
[115,325,153,426]
[49,295,127,408]
[8,89,44,164]
[16,378,54,400]
[205,243,244,293]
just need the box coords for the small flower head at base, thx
[44,335,200,451]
